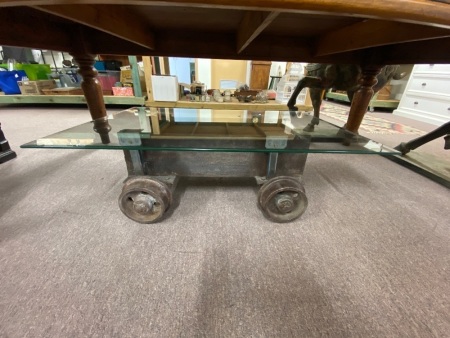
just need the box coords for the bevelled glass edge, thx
[20,141,401,155]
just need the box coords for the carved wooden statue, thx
[287,64,405,132]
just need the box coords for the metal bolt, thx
[274,193,294,213]
[133,194,155,214]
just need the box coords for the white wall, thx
[269,62,287,77]
[168,57,192,84]
[195,58,212,89]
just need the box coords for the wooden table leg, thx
[345,64,383,134]
[71,53,111,144]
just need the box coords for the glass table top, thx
[21,107,400,155]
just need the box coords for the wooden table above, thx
[1,0,450,143]
[2,0,450,64]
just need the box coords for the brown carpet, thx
[0,105,449,337]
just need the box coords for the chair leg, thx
[0,123,17,164]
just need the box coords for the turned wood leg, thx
[345,65,383,134]
[71,53,111,144]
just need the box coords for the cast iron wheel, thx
[119,176,172,223]
[258,176,308,223]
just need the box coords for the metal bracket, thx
[267,152,279,178]
[265,136,288,149]
[118,129,144,175]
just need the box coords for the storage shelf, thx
[325,92,400,109]
[0,94,145,105]
[146,98,313,112]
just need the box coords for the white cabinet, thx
[393,64,450,126]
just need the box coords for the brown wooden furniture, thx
[249,61,272,90]
[2,0,450,142]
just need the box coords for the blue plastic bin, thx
[0,70,27,94]
[94,61,106,71]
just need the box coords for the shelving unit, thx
[0,94,144,105]
[325,91,400,111]
[0,54,145,106]
[145,98,311,111]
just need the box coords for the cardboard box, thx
[151,75,178,101]
[18,79,56,95]
[42,87,84,95]
[120,69,133,83]
[120,66,147,91]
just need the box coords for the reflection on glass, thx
[21,107,400,155]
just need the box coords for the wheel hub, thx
[132,194,155,214]
[274,193,294,213]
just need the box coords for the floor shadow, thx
[195,246,350,337]
[161,176,259,222]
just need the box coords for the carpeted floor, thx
[320,102,426,135]
[318,101,450,185]
[0,105,449,337]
